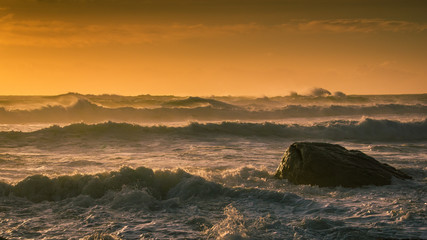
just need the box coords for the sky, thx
[0,0,426,96]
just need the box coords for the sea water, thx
[0,93,426,239]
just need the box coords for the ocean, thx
[0,93,426,239]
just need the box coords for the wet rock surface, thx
[275,142,412,187]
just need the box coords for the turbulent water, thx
[0,93,426,239]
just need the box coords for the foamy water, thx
[0,94,426,239]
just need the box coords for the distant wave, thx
[0,98,426,123]
[1,92,426,111]
[1,118,426,142]
[161,97,241,110]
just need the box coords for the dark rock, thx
[275,142,411,187]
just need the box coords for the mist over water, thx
[0,93,426,239]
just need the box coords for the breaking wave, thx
[0,98,425,123]
[0,167,204,202]
[161,96,240,110]
[0,166,309,206]
[1,118,426,142]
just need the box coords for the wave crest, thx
[2,118,425,142]
[1,166,310,204]
[4,167,189,202]
[0,97,425,123]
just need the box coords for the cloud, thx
[281,19,427,33]
[1,10,425,48]
[0,14,262,47]
[0,12,12,21]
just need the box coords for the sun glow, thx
[0,0,426,95]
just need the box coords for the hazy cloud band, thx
[1,14,426,47]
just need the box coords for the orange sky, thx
[0,0,426,96]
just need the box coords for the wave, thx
[161,97,240,110]
[1,118,426,142]
[0,98,426,123]
[0,166,309,206]
[2,93,427,110]
[0,167,192,202]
